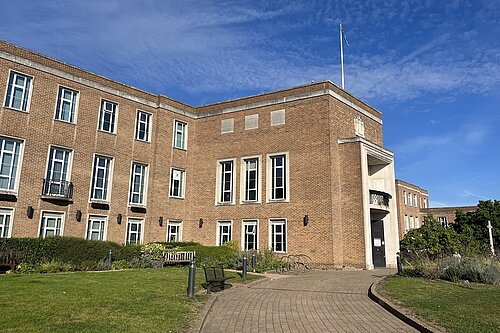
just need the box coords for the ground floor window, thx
[167,221,182,242]
[242,220,258,250]
[0,208,13,238]
[40,212,63,238]
[438,216,448,227]
[217,221,232,246]
[87,215,107,241]
[270,219,287,253]
[126,218,143,244]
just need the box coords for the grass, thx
[380,276,500,333]
[0,267,261,333]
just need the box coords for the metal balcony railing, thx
[42,179,73,199]
[369,190,390,207]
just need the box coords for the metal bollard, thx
[251,252,256,269]
[396,252,403,275]
[107,249,112,267]
[242,253,247,279]
[187,259,196,298]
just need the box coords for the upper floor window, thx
[173,120,187,149]
[423,198,427,208]
[86,215,107,241]
[43,146,72,197]
[0,208,13,238]
[243,158,259,202]
[129,162,148,205]
[167,220,182,242]
[4,71,32,112]
[217,160,234,204]
[169,168,185,199]
[217,221,232,246]
[0,137,22,193]
[268,153,288,201]
[135,110,151,142]
[414,194,418,207]
[98,100,117,133]
[55,86,78,123]
[90,155,112,202]
[403,191,407,205]
[39,212,64,238]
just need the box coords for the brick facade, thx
[0,41,399,269]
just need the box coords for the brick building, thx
[421,206,477,227]
[0,41,399,269]
[395,179,429,239]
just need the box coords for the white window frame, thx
[242,220,258,251]
[89,154,113,203]
[169,168,186,199]
[86,215,108,241]
[216,220,232,246]
[39,211,64,238]
[415,216,420,228]
[215,158,236,205]
[44,146,73,196]
[4,70,33,112]
[404,215,409,233]
[266,152,290,202]
[240,155,261,204]
[414,194,418,207]
[135,110,152,142]
[0,136,24,194]
[438,217,448,227]
[172,120,188,150]
[410,216,414,229]
[403,191,407,205]
[0,208,14,238]
[128,162,148,206]
[166,220,183,242]
[125,218,144,244]
[98,99,118,134]
[269,218,287,253]
[54,85,79,124]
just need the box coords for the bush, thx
[111,259,132,270]
[15,262,36,274]
[254,250,281,272]
[179,244,238,268]
[38,261,73,273]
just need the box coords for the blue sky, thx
[1,0,499,207]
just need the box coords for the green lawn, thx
[380,276,500,333]
[0,267,260,333]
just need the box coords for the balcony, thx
[41,179,73,203]
[369,190,391,214]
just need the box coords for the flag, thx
[342,28,349,47]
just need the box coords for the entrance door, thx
[371,219,386,267]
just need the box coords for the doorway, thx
[371,219,386,267]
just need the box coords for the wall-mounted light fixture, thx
[303,215,309,226]
[199,218,204,228]
[117,213,122,225]
[27,206,34,219]
[159,216,164,227]
[76,210,82,222]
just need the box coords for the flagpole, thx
[340,21,345,89]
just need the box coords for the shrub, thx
[111,259,132,270]
[254,250,281,272]
[38,261,73,273]
[15,262,36,274]
[180,245,238,268]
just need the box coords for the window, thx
[55,86,78,123]
[221,118,234,134]
[86,215,107,241]
[39,212,63,238]
[410,216,414,229]
[44,147,72,196]
[173,120,187,149]
[270,219,287,253]
[135,110,151,142]
[414,194,418,207]
[438,217,448,227]
[268,153,288,201]
[126,218,143,244]
[169,168,185,198]
[4,71,32,112]
[270,109,285,126]
[217,221,232,246]
[423,198,427,208]
[217,160,234,204]
[167,221,182,242]
[415,217,420,228]
[0,208,13,238]
[403,191,407,205]
[90,155,112,202]
[245,114,259,130]
[0,137,22,192]
[98,100,117,133]
[129,162,148,205]
[404,215,409,233]
[242,220,258,250]
[243,158,259,202]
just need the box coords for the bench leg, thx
[207,283,212,294]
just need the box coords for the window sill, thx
[216,202,235,206]
[135,139,151,144]
[54,119,77,126]
[169,196,185,200]
[97,129,117,135]
[267,199,289,203]
[172,146,187,151]
[2,106,29,113]
[241,201,260,205]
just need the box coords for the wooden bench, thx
[0,251,18,271]
[163,251,195,265]
[203,266,234,294]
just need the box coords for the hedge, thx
[179,245,238,268]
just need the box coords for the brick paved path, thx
[198,269,418,333]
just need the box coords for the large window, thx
[4,71,32,112]
[243,158,258,202]
[268,153,288,201]
[270,219,287,253]
[414,194,418,207]
[135,110,151,142]
[39,212,63,238]
[90,155,112,202]
[55,86,78,123]
[129,162,148,205]
[242,220,258,251]
[167,221,182,242]
[403,191,407,205]
[173,120,187,149]
[218,160,234,204]
[86,215,107,241]
[0,137,22,192]
[169,168,185,199]
[44,146,72,196]
[126,218,143,244]
[0,208,13,238]
[217,221,232,246]
[438,217,448,227]
[98,100,117,133]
